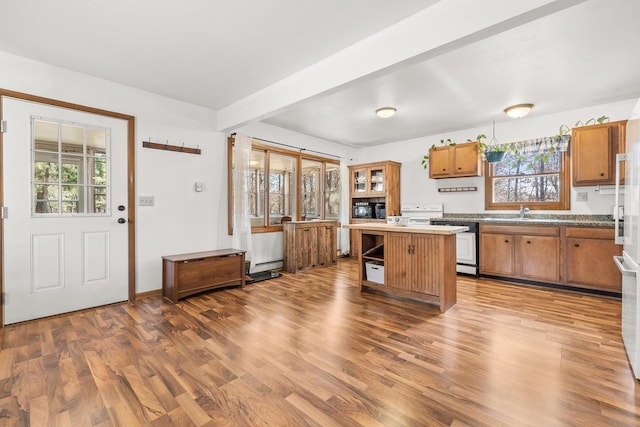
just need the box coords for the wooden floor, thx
[0,259,638,426]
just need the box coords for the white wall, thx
[0,51,232,293]
[351,98,638,215]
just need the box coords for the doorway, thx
[0,90,136,325]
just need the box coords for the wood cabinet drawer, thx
[565,227,614,239]
[481,224,559,236]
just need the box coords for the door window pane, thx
[33,157,59,183]
[31,118,110,216]
[89,186,108,213]
[33,184,59,214]
[61,157,82,184]
[87,128,107,156]
[61,124,84,154]
[33,120,59,152]
[89,158,108,186]
[62,185,82,214]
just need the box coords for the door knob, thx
[118,205,126,211]
[118,218,126,224]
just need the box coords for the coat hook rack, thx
[142,137,201,155]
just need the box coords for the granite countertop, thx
[437,213,616,228]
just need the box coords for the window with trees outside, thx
[32,118,109,216]
[229,138,340,233]
[485,138,570,210]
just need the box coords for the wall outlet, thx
[577,192,588,202]
[139,196,155,206]
[194,182,203,192]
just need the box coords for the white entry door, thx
[2,97,129,324]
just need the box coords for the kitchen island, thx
[345,223,468,312]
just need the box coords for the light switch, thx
[139,196,155,206]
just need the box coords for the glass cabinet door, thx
[353,169,366,193]
[369,167,385,194]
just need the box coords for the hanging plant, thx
[483,121,506,163]
[485,150,505,163]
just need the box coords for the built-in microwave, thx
[352,203,373,218]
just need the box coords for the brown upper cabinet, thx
[572,120,627,186]
[429,142,482,179]
[348,161,401,216]
[351,162,395,197]
[348,161,401,257]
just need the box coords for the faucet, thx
[519,204,530,219]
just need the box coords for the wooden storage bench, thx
[162,249,246,303]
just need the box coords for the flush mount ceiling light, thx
[504,103,534,119]
[375,107,397,118]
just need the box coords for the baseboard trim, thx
[136,289,162,299]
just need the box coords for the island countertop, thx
[343,223,468,235]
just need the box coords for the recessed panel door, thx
[2,97,128,324]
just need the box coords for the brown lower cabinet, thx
[479,223,621,293]
[564,227,622,292]
[283,220,338,273]
[386,232,441,296]
[480,224,560,283]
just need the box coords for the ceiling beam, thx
[217,0,586,132]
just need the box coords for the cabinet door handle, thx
[504,240,509,243]
[526,240,532,244]
[600,172,605,176]
[574,243,580,247]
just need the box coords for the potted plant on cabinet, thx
[421,138,455,169]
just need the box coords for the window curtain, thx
[494,135,570,154]
[231,133,254,271]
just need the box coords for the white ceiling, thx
[1,0,639,147]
